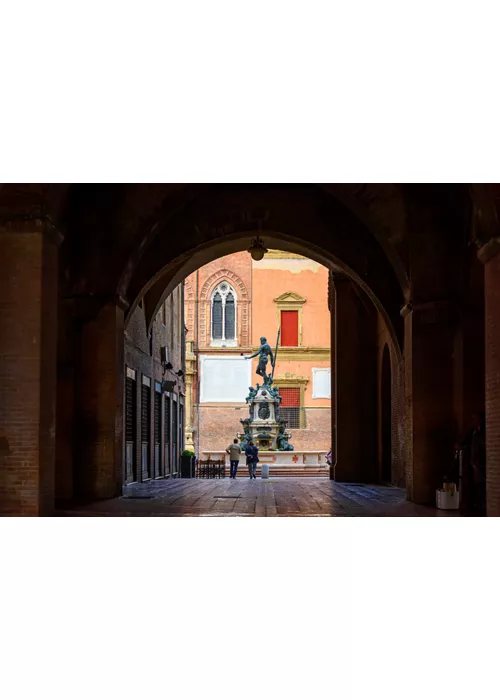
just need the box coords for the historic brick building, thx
[184,251,331,459]
[124,285,186,484]
[0,184,498,515]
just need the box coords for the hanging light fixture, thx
[248,236,268,261]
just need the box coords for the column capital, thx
[64,293,129,323]
[401,299,457,325]
[0,215,63,247]
[328,269,350,311]
[477,236,500,265]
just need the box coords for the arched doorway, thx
[380,344,392,484]
[57,184,407,506]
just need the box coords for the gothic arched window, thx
[211,282,237,346]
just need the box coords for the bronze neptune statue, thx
[244,336,274,385]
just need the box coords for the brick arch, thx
[184,277,194,300]
[183,278,195,340]
[199,269,250,347]
[200,269,249,302]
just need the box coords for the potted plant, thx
[180,450,196,478]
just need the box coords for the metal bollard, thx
[261,463,269,479]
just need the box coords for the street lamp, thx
[248,236,268,261]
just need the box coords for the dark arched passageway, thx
[0,183,498,515]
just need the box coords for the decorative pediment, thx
[273,292,306,305]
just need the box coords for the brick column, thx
[0,219,62,515]
[478,238,500,516]
[402,301,456,505]
[74,299,125,501]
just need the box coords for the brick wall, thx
[124,286,186,482]
[484,248,500,515]
[196,404,331,454]
[0,225,59,516]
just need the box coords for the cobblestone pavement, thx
[57,478,461,517]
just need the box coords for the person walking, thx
[226,438,241,479]
[245,441,259,479]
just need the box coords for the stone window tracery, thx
[211,281,237,347]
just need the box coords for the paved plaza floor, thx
[57,477,460,517]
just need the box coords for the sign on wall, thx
[200,355,252,403]
[312,368,331,399]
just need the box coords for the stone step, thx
[231,467,329,478]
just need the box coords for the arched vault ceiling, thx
[1,182,488,326]
[126,184,406,347]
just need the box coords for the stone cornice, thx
[0,216,64,247]
[277,347,330,361]
[273,372,309,385]
[263,250,306,259]
[64,292,129,322]
[194,346,331,361]
[400,300,457,325]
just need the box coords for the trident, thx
[270,326,280,385]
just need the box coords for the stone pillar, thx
[184,339,196,452]
[402,301,456,505]
[0,219,62,516]
[74,299,126,501]
[332,273,377,483]
[478,237,500,516]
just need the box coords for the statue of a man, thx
[245,337,274,385]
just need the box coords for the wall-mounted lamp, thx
[248,236,268,261]
[176,370,184,377]
[165,361,173,370]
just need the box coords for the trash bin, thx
[261,463,269,480]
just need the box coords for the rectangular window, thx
[212,294,223,339]
[224,294,235,339]
[280,310,299,346]
[278,386,301,428]
[141,380,151,478]
[141,383,151,443]
[164,395,171,475]
[125,373,137,482]
[172,395,178,473]
[125,377,136,443]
